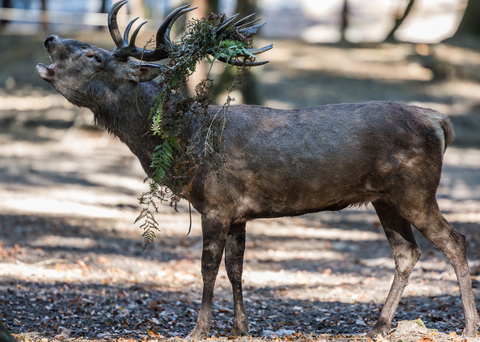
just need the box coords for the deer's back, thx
[190,101,450,221]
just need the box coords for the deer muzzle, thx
[44,35,57,48]
[36,63,55,82]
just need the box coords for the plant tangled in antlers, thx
[107,1,272,246]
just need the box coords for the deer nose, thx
[44,35,57,48]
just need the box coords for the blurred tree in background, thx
[339,0,416,43]
[1,0,46,30]
[206,0,218,14]
[385,0,415,42]
[99,0,108,13]
[0,0,11,27]
[452,0,480,39]
[340,0,348,42]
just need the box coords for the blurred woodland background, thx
[2,0,480,341]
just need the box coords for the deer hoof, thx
[186,327,209,340]
[463,320,480,337]
[366,324,390,339]
[230,324,249,337]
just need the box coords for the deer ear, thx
[127,62,164,82]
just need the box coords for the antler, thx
[213,12,272,66]
[109,0,197,61]
[108,1,272,66]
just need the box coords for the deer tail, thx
[441,116,455,153]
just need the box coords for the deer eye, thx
[86,54,102,63]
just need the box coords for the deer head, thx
[36,0,272,110]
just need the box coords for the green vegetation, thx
[137,13,255,248]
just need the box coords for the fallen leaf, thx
[76,259,88,268]
[418,337,435,342]
[149,300,158,310]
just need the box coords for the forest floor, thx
[1,33,480,341]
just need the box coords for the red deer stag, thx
[36,1,480,339]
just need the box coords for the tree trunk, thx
[186,0,209,96]
[96,0,109,30]
[100,0,108,13]
[40,0,48,31]
[206,0,219,14]
[452,0,480,38]
[233,0,262,105]
[340,0,348,42]
[1,0,12,29]
[385,0,415,42]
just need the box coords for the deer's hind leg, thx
[367,199,422,338]
[397,197,480,337]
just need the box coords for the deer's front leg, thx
[188,214,229,340]
[225,222,249,336]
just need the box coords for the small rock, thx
[355,317,366,326]
[55,328,71,340]
[60,328,71,338]
[393,319,429,342]
[262,329,274,337]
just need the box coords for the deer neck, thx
[89,80,163,176]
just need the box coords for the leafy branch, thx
[136,13,255,248]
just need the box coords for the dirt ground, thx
[1,33,480,341]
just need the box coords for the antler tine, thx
[217,56,269,67]
[139,5,196,61]
[162,7,198,47]
[155,4,194,48]
[245,44,273,56]
[216,14,239,34]
[128,21,148,48]
[236,18,261,29]
[111,4,197,62]
[123,17,139,44]
[233,13,255,27]
[238,22,266,38]
[215,12,271,67]
[108,0,128,48]
[218,44,272,66]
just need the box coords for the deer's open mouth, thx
[36,63,55,82]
